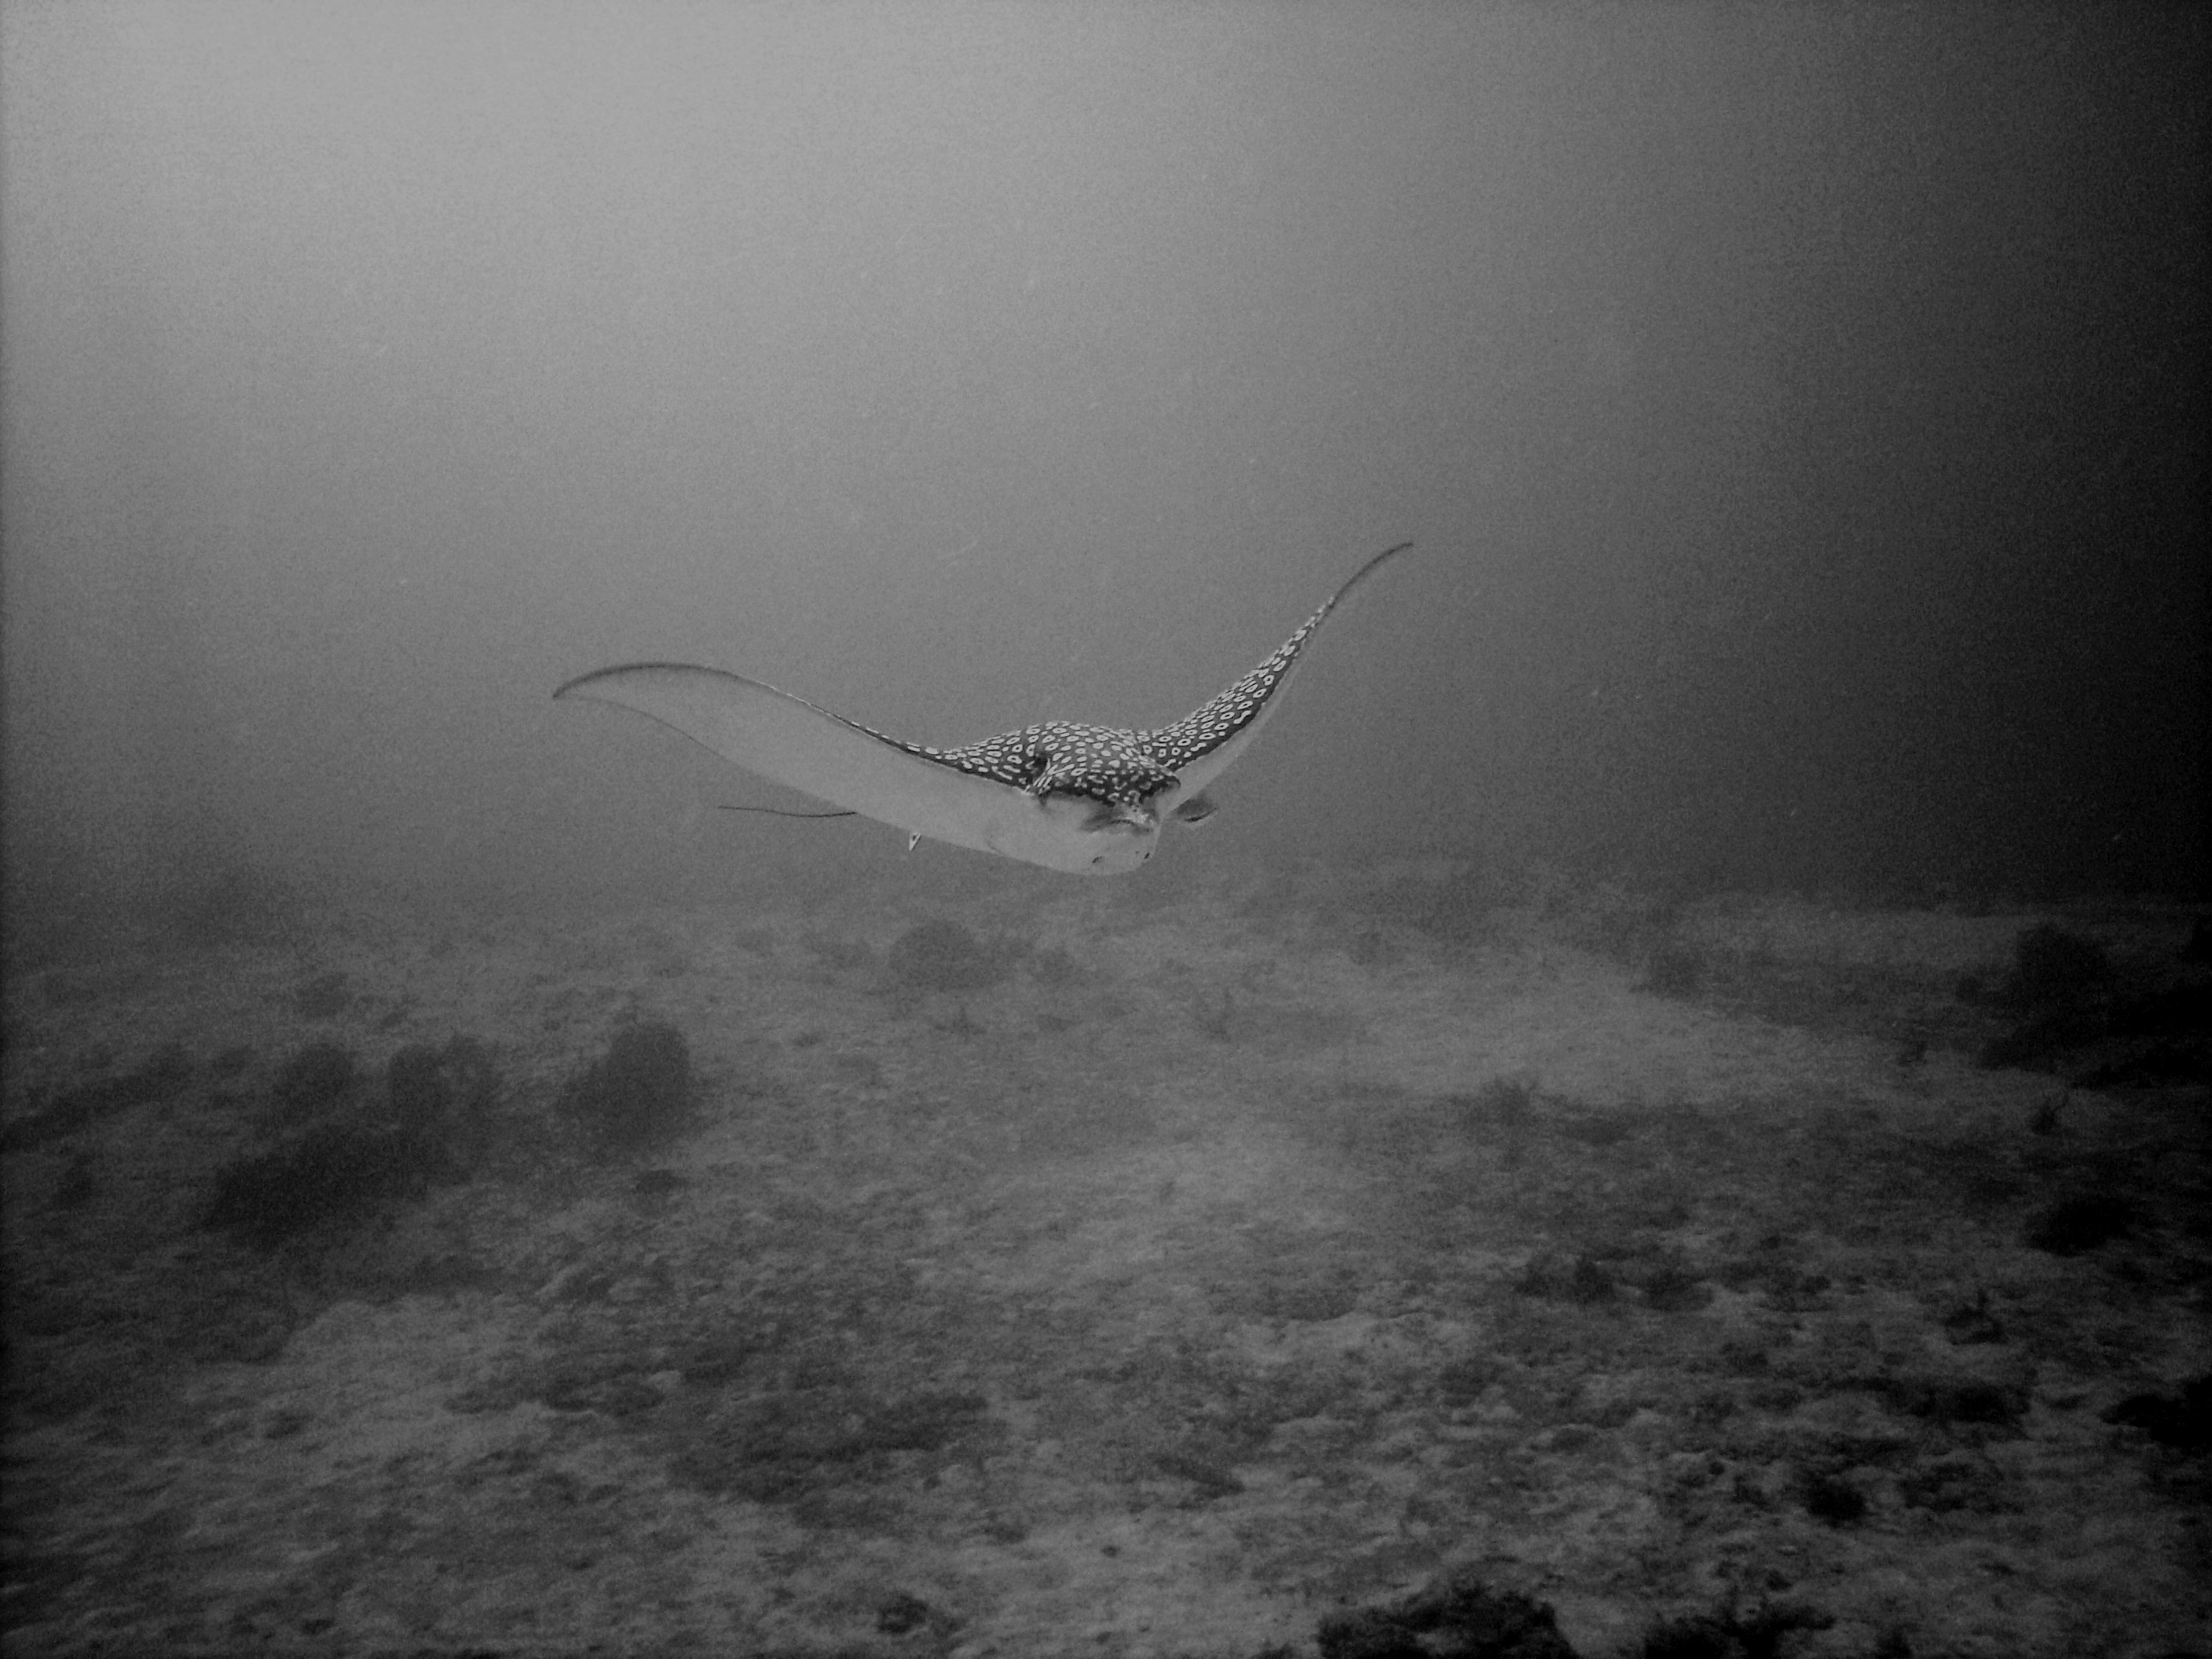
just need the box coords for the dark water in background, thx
[2,5,2205,935]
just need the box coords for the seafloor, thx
[2,862,2207,1658]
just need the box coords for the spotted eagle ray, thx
[555,540,1411,875]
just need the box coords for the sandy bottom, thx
[2,869,2207,1657]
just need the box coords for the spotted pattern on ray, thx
[824,716,1177,808]
[824,543,1405,809]
[1136,581,1346,772]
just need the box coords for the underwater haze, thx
[3,3,2206,921]
[5,9,2212,1659]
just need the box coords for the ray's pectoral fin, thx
[557,663,1028,851]
[553,662,1156,875]
[1141,539,1415,808]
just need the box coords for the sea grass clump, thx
[1994,924,2111,1012]
[1976,921,2207,1084]
[386,1036,499,1138]
[271,1042,357,1120]
[1642,939,1707,997]
[203,1122,445,1248]
[2026,1192,2134,1254]
[1637,1601,1833,1659]
[1316,1570,1577,1659]
[887,918,1008,994]
[886,918,1014,1030]
[560,1020,698,1153]
[1362,862,1500,947]
[0,1042,193,1152]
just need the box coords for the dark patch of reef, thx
[558,1019,698,1153]
[1281,1569,1912,1659]
[1971,921,2210,1086]
[887,916,1013,995]
[203,1035,503,1247]
[1313,1570,1577,1657]
[2,1042,194,1152]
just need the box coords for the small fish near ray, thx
[555,541,1412,875]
